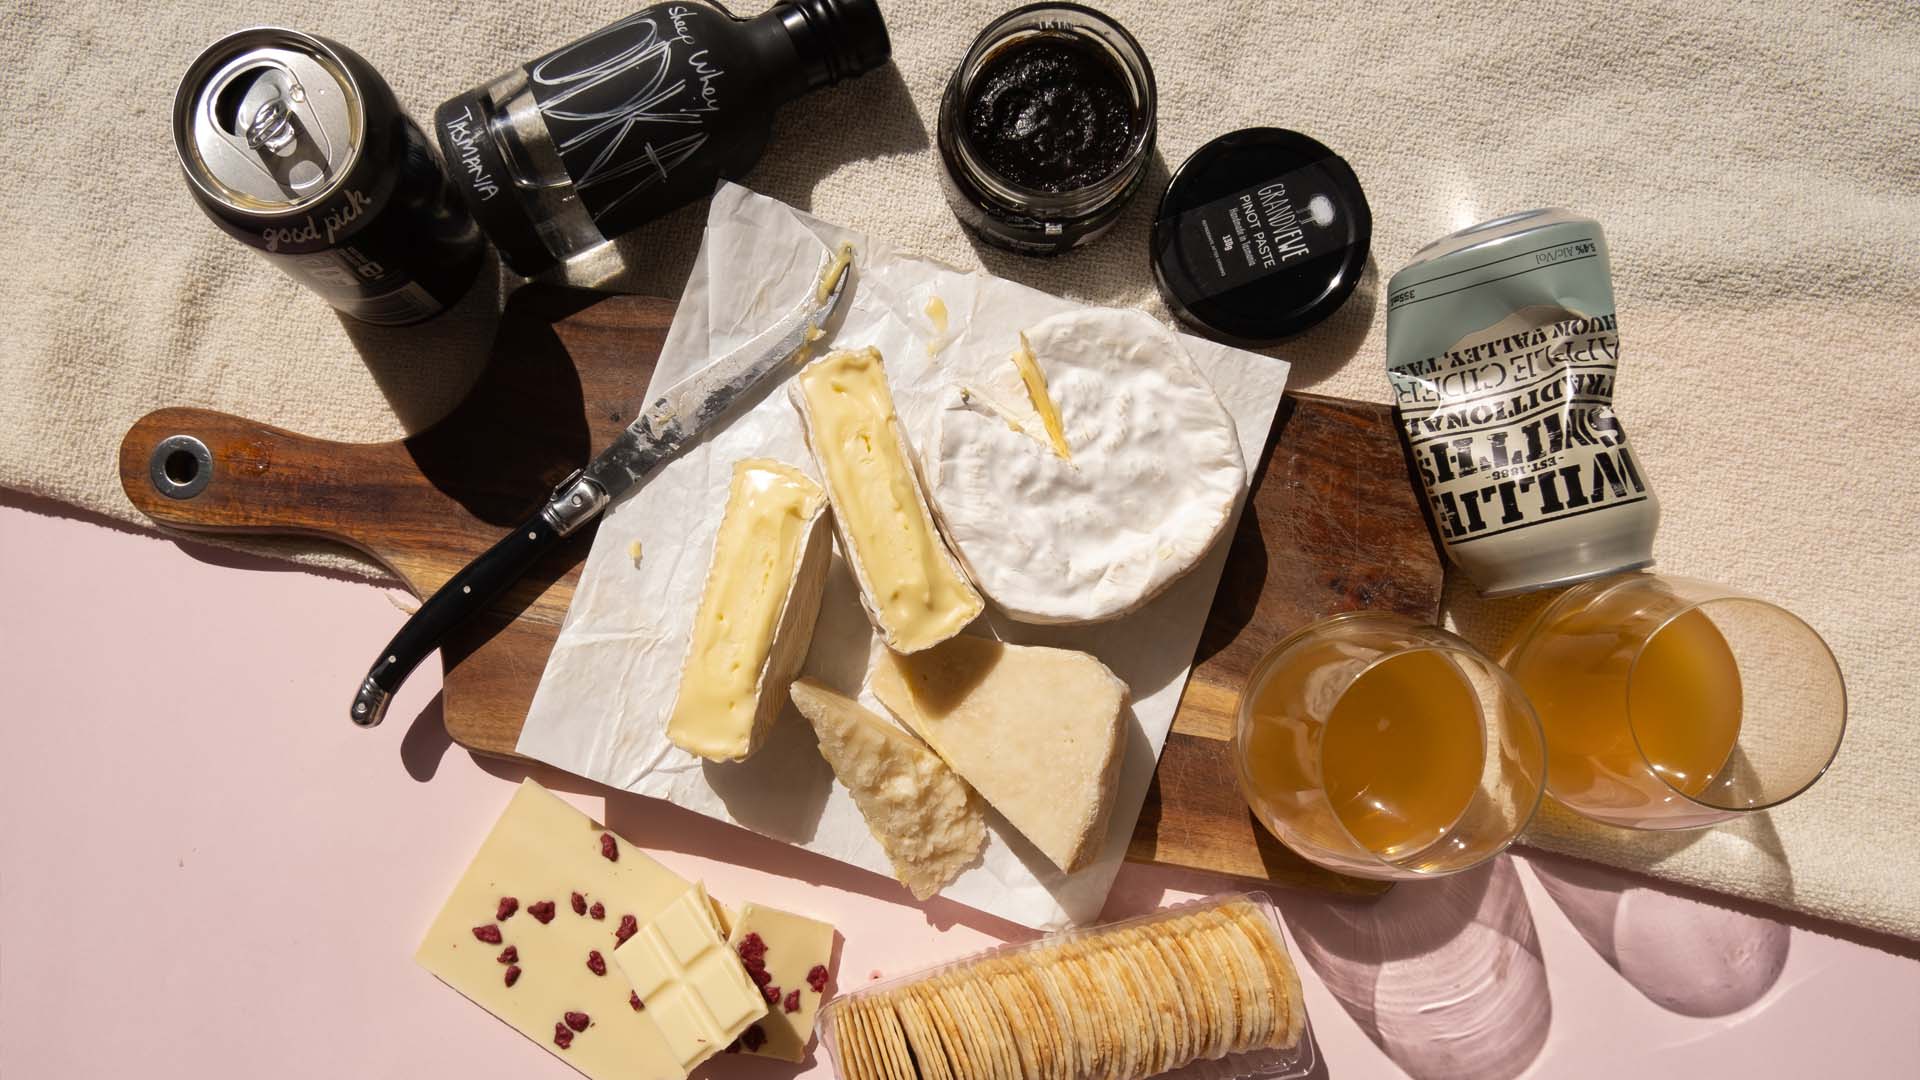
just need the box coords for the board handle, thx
[117,407,415,556]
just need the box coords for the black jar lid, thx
[1150,128,1371,345]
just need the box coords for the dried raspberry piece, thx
[553,1022,573,1050]
[749,967,772,988]
[807,964,829,992]
[599,833,618,861]
[497,946,518,965]
[496,896,519,921]
[471,924,503,945]
[504,965,521,987]
[615,914,637,945]
[571,892,587,916]
[589,901,605,920]
[742,1024,767,1052]
[762,984,780,1004]
[629,991,645,1012]
[736,932,768,968]
[586,950,607,976]
[528,900,556,924]
[783,989,801,1013]
[564,1011,590,1033]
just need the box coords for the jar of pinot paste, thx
[937,3,1156,255]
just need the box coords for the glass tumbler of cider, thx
[1236,612,1547,879]
[1504,573,1845,829]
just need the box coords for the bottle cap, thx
[1150,128,1371,345]
[778,0,892,91]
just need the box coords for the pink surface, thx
[3,492,1917,1079]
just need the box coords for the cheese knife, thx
[349,259,850,728]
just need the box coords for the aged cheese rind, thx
[870,635,1128,874]
[790,347,984,654]
[790,677,987,899]
[925,308,1247,625]
[666,459,831,763]
[414,780,693,1080]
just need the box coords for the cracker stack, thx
[825,897,1306,1080]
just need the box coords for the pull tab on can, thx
[173,28,483,325]
[183,41,354,212]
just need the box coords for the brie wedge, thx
[790,678,987,900]
[925,308,1248,624]
[667,459,832,763]
[870,634,1128,874]
[790,347,985,653]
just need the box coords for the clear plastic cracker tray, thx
[818,892,1316,1080]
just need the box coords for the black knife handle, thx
[349,510,562,728]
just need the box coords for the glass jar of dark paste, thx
[937,3,1156,256]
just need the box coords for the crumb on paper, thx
[925,295,949,356]
[628,539,644,565]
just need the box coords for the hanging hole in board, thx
[150,435,213,500]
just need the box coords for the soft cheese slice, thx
[613,883,767,1071]
[667,459,832,762]
[726,902,838,1062]
[790,347,984,653]
[790,678,987,899]
[926,308,1248,624]
[870,635,1128,874]
[415,780,694,1080]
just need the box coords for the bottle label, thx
[1167,164,1356,301]
[527,5,729,226]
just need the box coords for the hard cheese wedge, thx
[790,347,984,653]
[871,635,1129,873]
[415,780,693,1080]
[613,883,767,1071]
[790,677,987,899]
[728,902,838,1062]
[667,458,832,762]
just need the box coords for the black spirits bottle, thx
[435,0,890,275]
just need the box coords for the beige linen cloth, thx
[3,1,1916,937]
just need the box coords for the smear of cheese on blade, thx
[1010,331,1071,460]
[815,243,854,305]
[925,308,1247,625]
[870,635,1127,874]
[791,348,983,653]
[667,459,830,762]
[414,781,694,1080]
[790,678,986,899]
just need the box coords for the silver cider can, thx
[1385,209,1660,597]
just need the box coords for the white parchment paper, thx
[519,184,1290,930]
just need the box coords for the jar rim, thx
[940,2,1158,215]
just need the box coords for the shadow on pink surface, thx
[451,747,1039,943]
[1532,850,1789,1017]
[1277,856,1550,1080]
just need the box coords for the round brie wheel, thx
[925,307,1248,624]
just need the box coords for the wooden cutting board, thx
[119,286,1439,898]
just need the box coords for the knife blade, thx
[348,252,851,728]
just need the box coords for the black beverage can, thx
[174,28,484,325]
